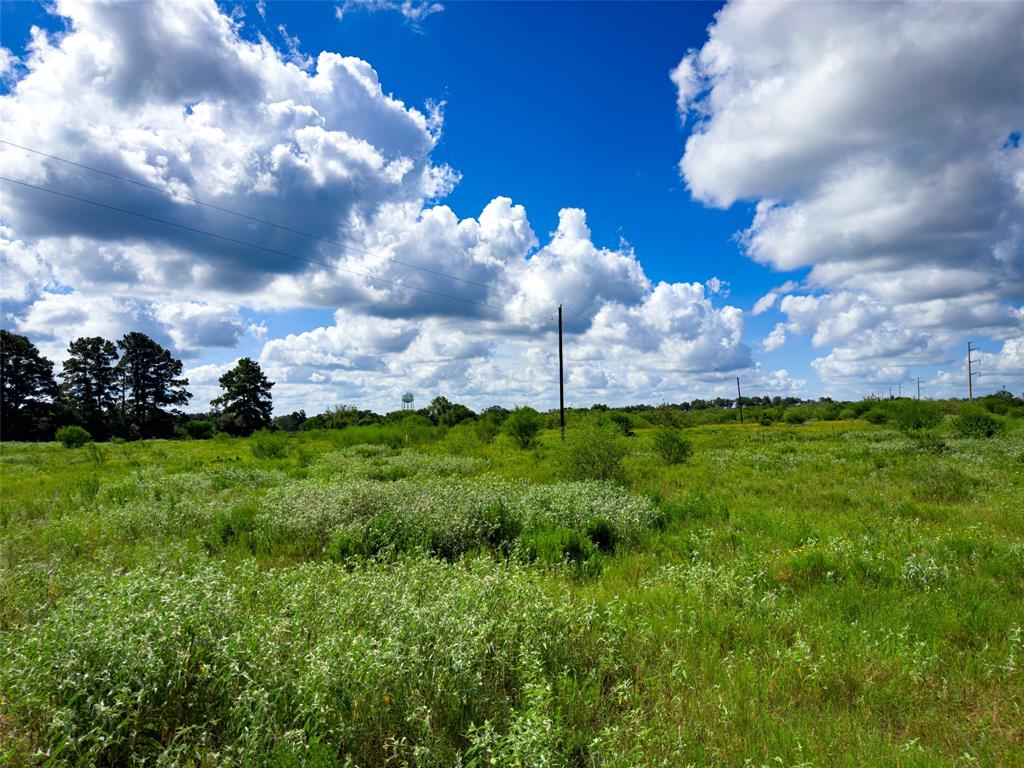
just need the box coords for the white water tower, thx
[401,391,415,411]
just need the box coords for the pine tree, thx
[116,332,191,438]
[1,329,59,441]
[61,336,120,440]
[211,357,274,436]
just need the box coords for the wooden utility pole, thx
[558,304,565,439]
[968,341,979,400]
[917,377,921,400]
[736,377,744,425]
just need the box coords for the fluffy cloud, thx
[0,0,451,303]
[675,0,1024,388]
[0,0,756,413]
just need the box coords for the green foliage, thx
[116,332,191,439]
[558,423,628,483]
[864,407,888,424]
[3,421,1024,766]
[651,425,693,464]
[505,406,541,449]
[212,357,274,436]
[606,411,635,436]
[783,409,808,425]
[250,428,288,458]
[60,336,120,441]
[888,399,943,432]
[184,419,216,439]
[952,406,1006,438]
[0,328,59,441]
[0,558,625,766]
[425,395,476,427]
[55,424,92,448]
[255,477,655,560]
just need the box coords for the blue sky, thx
[1,0,1021,413]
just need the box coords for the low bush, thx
[558,423,628,483]
[251,429,288,459]
[783,409,808,425]
[0,557,628,766]
[652,426,693,464]
[254,478,658,560]
[184,419,216,439]
[889,399,942,432]
[952,406,1005,438]
[55,425,91,448]
[864,408,888,425]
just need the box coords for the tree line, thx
[1,329,274,442]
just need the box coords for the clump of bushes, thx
[250,429,288,459]
[253,478,658,560]
[889,399,942,432]
[505,406,541,449]
[652,426,693,464]
[0,557,629,766]
[55,425,92,448]
[783,409,808,425]
[863,408,888,425]
[952,406,1005,438]
[184,419,216,439]
[558,423,628,483]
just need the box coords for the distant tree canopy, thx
[61,336,120,440]
[1,330,59,441]
[117,332,191,439]
[212,357,274,436]
[425,396,476,427]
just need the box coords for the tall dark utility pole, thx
[968,341,979,400]
[558,304,565,440]
[736,377,744,425]
[917,377,921,400]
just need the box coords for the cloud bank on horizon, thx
[1,0,1021,414]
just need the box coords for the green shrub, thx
[0,558,627,766]
[184,419,216,439]
[864,408,888,425]
[251,429,288,458]
[652,426,693,464]
[889,399,942,432]
[558,423,628,483]
[783,409,808,425]
[606,412,635,436]
[505,406,541,449]
[55,425,92,448]
[952,406,1005,438]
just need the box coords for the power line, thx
[2,137,593,333]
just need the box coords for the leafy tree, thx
[505,406,541,449]
[425,396,476,427]
[60,336,120,440]
[272,410,307,432]
[211,357,274,436]
[1,329,59,441]
[116,332,191,439]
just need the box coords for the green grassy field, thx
[2,418,1022,766]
